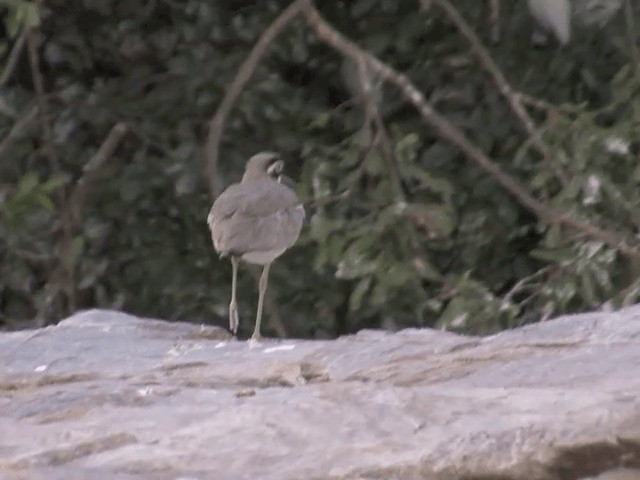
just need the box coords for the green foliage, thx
[1,0,639,336]
[0,0,39,36]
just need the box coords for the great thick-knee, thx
[207,152,304,341]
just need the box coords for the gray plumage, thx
[209,178,303,264]
[207,152,304,341]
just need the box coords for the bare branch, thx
[204,0,307,198]
[303,189,350,208]
[26,28,56,164]
[488,0,500,44]
[68,122,129,222]
[516,92,559,115]
[0,30,27,87]
[41,123,129,324]
[624,0,639,75]
[351,57,404,202]
[200,0,639,260]
[300,1,639,259]
[431,0,557,166]
[503,266,551,304]
[25,19,69,324]
[353,62,436,279]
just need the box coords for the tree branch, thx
[488,0,500,44]
[68,122,129,223]
[0,30,27,87]
[26,24,72,322]
[624,0,639,75]
[431,0,566,183]
[431,0,544,150]
[40,123,129,325]
[204,0,307,198]
[300,1,639,259]
[517,92,559,115]
[351,60,437,279]
[26,28,55,164]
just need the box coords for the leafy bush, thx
[1,0,639,337]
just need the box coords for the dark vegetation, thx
[1,0,639,338]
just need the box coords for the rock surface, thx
[1,307,640,480]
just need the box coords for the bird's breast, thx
[241,247,287,265]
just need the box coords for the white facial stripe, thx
[267,160,284,176]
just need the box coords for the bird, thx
[207,152,305,342]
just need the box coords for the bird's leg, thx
[251,263,271,342]
[229,256,240,335]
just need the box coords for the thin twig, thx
[204,0,307,198]
[431,0,544,150]
[202,0,639,265]
[68,122,129,222]
[41,123,129,325]
[488,0,500,44]
[503,266,551,303]
[26,25,73,322]
[354,68,435,277]
[26,28,55,164]
[364,83,436,278]
[624,0,639,75]
[0,30,27,87]
[0,105,39,159]
[517,92,559,115]
[300,1,639,260]
[352,57,404,202]
[303,189,350,208]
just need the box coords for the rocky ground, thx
[1,307,640,480]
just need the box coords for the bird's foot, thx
[248,333,262,347]
[229,301,239,335]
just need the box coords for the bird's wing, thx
[208,180,305,256]
[221,204,305,258]
[209,181,299,220]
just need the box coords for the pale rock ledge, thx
[1,306,640,480]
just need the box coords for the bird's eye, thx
[267,159,284,177]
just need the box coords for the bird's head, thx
[242,152,284,182]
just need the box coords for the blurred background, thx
[1,0,639,338]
